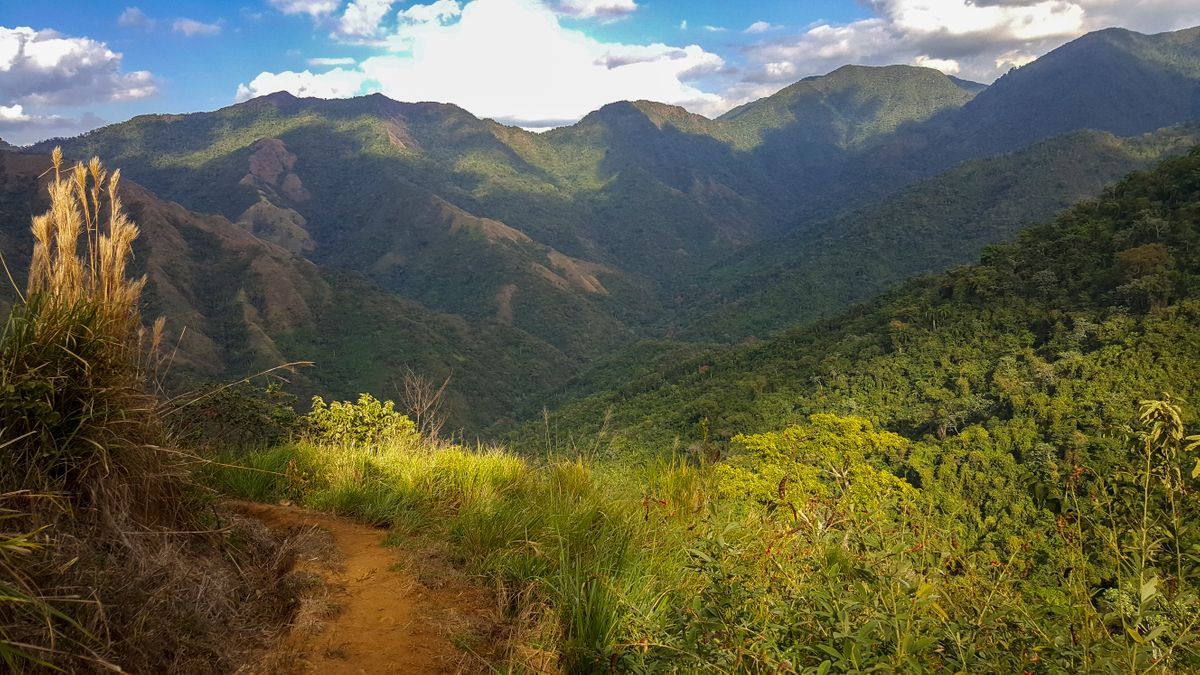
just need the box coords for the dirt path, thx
[232,502,502,675]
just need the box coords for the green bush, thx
[169,382,299,452]
[304,393,417,447]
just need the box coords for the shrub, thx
[304,393,417,447]
[168,381,300,452]
[0,151,166,509]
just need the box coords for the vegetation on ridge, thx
[208,145,1200,672]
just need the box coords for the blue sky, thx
[2,0,1199,144]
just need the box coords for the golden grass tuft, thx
[1,149,307,672]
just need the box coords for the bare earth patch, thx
[232,502,504,675]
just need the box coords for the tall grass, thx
[0,150,304,672]
[0,148,173,514]
[204,437,708,672]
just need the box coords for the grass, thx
[206,402,1200,673]
[0,150,308,672]
[204,438,705,673]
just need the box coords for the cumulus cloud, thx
[0,104,31,123]
[235,67,371,101]
[238,0,727,125]
[118,7,156,30]
[0,26,157,105]
[173,18,222,37]
[397,0,463,24]
[739,0,1200,85]
[338,0,396,37]
[913,54,961,74]
[268,0,340,16]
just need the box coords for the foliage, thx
[13,26,1200,435]
[167,381,300,452]
[200,142,1200,672]
[680,125,1200,342]
[717,415,917,513]
[304,393,417,447]
[211,401,1200,672]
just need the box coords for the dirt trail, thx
[232,502,501,675]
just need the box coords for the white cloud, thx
[268,0,340,16]
[744,21,778,34]
[993,49,1036,70]
[549,0,637,19]
[118,7,156,30]
[679,20,687,31]
[173,18,222,37]
[0,104,31,123]
[703,25,726,32]
[740,0,1200,85]
[0,106,106,146]
[397,0,463,24]
[0,26,157,105]
[238,0,727,125]
[236,67,372,101]
[913,54,961,74]
[339,0,396,37]
[308,56,358,66]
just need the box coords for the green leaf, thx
[1140,576,1159,604]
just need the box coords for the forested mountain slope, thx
[523,148,1200,459]
[14,25,1200,436]
[678,125,1200,340]
[0,150,573,431]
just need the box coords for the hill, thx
[949,26,1200,155]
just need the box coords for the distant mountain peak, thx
[718,62,974,149]
[953,23,1200,151]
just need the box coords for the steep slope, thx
[35,65,985,287]
[950,27,1200,155]
[38,96,643,359]
[19,24,1200,430]
[0,149,574,431]
[522,148,1200,456]
[679,125,1200,340]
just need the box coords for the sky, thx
[2,0,1200,144]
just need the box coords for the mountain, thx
[718,64,975,150]
[14,25,1200,435]
[31,64,982,358]
[948,27,1200,155]
[521,147,1200,454]
[0,149,574,431]
[677,124,1200,340]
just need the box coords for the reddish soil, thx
[233,502,502,674]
